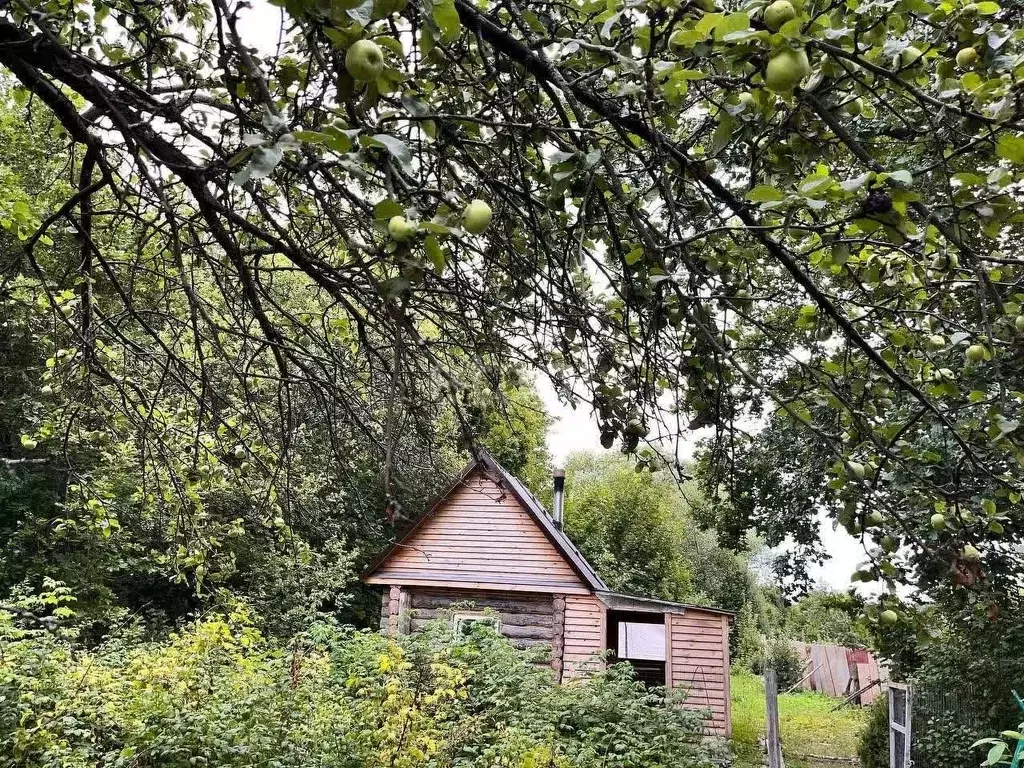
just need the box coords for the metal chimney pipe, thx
[552,468,566,529]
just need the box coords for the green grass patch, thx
[730,670,870,768]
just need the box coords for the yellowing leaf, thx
[747,185,785,202]
[996,134,1024,165]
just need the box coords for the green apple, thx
[867,511,884,527]
[738,91,756,109]
[965,343,986,363]
[20,435,37,450]
[624,418,649,437]
[462,199,493,234]
[765,47,811,93]
[234,445,246,459]
[345,39,385,82]
[41,384,54,396]
[763,0,797,31]
[930,513,946,531]
[899,46,923,69]
[846,97,864,116]
[881,535,899,553]
[926,334,945,350]
[846,460,866,480]
[962,544,981,562]
[880,609,899,625]
[1015,315,1024,332]
[388,215,417,241]
[956,47,978,68]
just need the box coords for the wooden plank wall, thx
[562,594,606,678]
[668,610,731,735]
[792,642,887,702]
[368,468,587,593]
[406,588,556,651]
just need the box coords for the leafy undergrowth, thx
[1,605,726,768]
[730,670,869,768]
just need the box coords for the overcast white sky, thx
[535,377,864,592]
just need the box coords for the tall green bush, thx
[856,698,889,768]
[0,601,724,768]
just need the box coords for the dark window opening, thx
[452,612,500,638]
[606,609,666,689]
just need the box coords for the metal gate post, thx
[765,669,783,768]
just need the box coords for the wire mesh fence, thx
[911,683,987,732]
[906,681,1008,768]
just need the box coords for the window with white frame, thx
[452,612,501,637]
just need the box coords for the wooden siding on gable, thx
[366,469,587,593]
[669,610,731,735]
[561,594,606,678]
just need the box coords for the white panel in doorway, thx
[617,622,666,660]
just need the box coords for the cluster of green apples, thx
[754,1,982,97]
[387,199,493,242]
[758,0,811,93]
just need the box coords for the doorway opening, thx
[606,609,667,688]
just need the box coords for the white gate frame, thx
[888,682,912,768]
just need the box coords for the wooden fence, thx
[790,643,888,705]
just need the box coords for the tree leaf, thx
[374,199,405,220]
[367,134,413,169]
[747,185,785,202]
[345,0,374,25]
[996,134,1024,165]
[424,235,446,272]
[432,0,461,43]
[294,130,332,145]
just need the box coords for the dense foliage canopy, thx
[3,0,1024,647]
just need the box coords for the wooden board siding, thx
[562,594,606,678]
[669,610,731,735]
[366,468,588,593]
[406,588,555,652]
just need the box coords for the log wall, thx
[405,587,556,652]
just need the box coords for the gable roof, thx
[361,449,607,592]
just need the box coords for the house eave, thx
[596,590,736,619]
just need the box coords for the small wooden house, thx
[361,450,733,735]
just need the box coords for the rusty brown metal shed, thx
[361,449,733,735]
